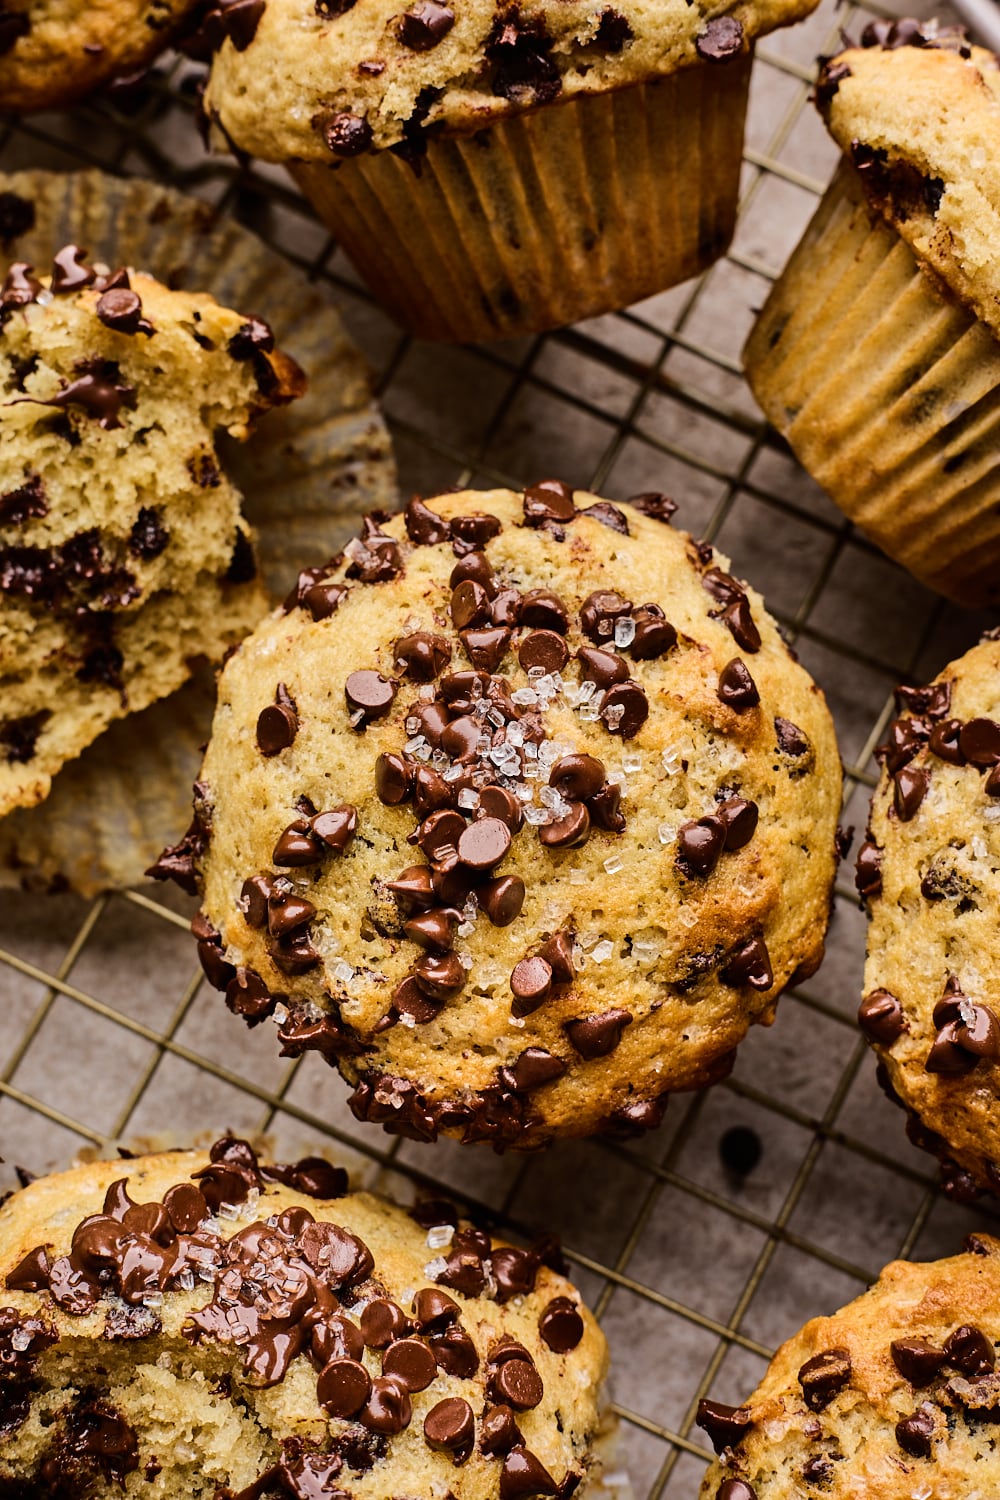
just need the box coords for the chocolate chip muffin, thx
[698,1233,1000,1499]
[0,1136,606,1496]
[0,244,303,817]
[744,21,1000,607]
[202,0,818,340]
[0,0,197,111]
[154,485,841,1148]
[856,633,1000,1199]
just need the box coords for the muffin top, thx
[0,1138,606,1497]
[858,634,1000,1199]
[166,486,842,1149]
[699,1233,1000,1499]
[817,21,1000,339]
[0,0,198,112]
[203,0,818,163]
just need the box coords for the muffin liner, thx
[744,161,1000,607]
[0,168,397,896]
[290,54,752,343]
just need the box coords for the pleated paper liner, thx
[744,160,1000,608]
[0,168,397,895]
[291,55,751,344]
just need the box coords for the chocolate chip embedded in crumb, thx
[499,1446,561,1499]
[510,955,553,1014]
[581,499,630,533]
[539,1296,583,1353]
[891,1337,946,1387]
[944,1324,996,1374]
[481,1405,523,1456]
[565,1007,632,1060]
[855,838,883,900]
[676,816,726,878]
[413,951,465,998]
[716,797,758,851]
[404,495,451,544]
[695,1399,753,1453]
[695,14,743,58]
[398,0,454,48]
[506,1048,566,1091]
[319,110,373,156]
[0,476,47,527]
[720,934,772,992]
[523,478,576,526]
[256,693,298,756]
[722,594,761,652]
[128,507,168,558]
[859,989,908,1046]
[893,765,929,821]
[895,1404,937,1458]
[345,668,396,725]
[798,1347,852,1410]
[424,1395,474,1459]
[718,658,760,711]
[959,717,1000,766]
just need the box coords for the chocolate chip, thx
[317,1357,372,1417]
[424,1395,474,1457]
[896,1404,936,1458]
[510,956,552,1014]
[96,288,145,335]
[722,595,761,653]
[359,1374,411,1434]
[360,1299,410,1349]
[50,244,95,293]
[891,1338,946,1386]
[427,1324,479,1376]
[492,588,522,626]
[376,752,413,804]
[416,808,466,864]
[260,1157,347,1198]
[577,646,629,689]
[720,934,773,992]
[481,1405,523,1456]
[590,7,633,50]
[536,929,575,983]
[588,782,625,833]
[462,625,511,672]
[859,990,907,1046]
[940,1324,996,1378]
[539,1296,583,1353]
[267,891,316,939]
[565,1008,632,1059]
[523,479,576,526]
[312,804,358,851]
[489,1358,544,1410]
[893,765,929,821]
[404,495,451,544]
[717,797,758,851]
[581,499,630,533]
[550,753,605,801]
[452,578,492,630]
[960,717,1000,766]
[345,669,395,724]
[580,590,632,643]
[518,629,568,675]
[520,588,569,632]
[479,786,524,831]
[404,907,459,953]
[394,631,451,681]
[412,1288,459,1331]
[506,1048,566,1092]
[440,713,481,761]
[695,14,743,58]
[538,801,590,848]
[382,1337,436,1391]
[321,110,374,156]
[450,551,496,594]
[415,700,451,748]
[718,658,760,711]
[1,261,40,308]
[677,817,725,878]
[798,1348,852,1410]
[472,875,523,932]
[716,1484,757,1500]
[695,1399,753,1453]
[630,605,676,660]
[273,819,322,866]
[413,951,466,998]
[393,976,443,1024]
[775,718,809,757]
[855,839,883,901]
[388,866,435,908]
[453,512,502,548]
[398,0,454,47]
[225,967,276,1024]
[500,1446,561,1499]
[256,700,297,756]
[601,680,648,738]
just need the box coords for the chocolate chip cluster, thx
[2,1139,591,1499]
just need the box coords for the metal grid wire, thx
[1,0,998,1492]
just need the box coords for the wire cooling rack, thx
[1,1,997,1493]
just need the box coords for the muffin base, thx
[744,161,1000,608]
[290,56,752,343]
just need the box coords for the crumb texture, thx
[0,1140,606,1498]
[175,486,841,1148]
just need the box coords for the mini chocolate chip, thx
[717,797,758,851]
[696,14,743,58]
[676,817,726,878]
[395,631,452,681]
[891,1338,946,1386]
[539,1296,584,1353]
[859,990,907,1046]
[256,701,297,756]
[894,765,929,821]
[424,1395,474,1458]
[944,1324,995,1375]
[490,1358,544,1410]
[480,874,526,926]
[798,1348,852,1410]
[520,588,569,632]
[695,1399,753,1453]
[523,479,576,526]
[345,669,395,724]
[565,1008,632,1059]
[896,1404,936,1458]
[518,629,568,675]
[452,578,492,630]
[500,1447,561,1499]
[404,495,451,544]
[580,590,632,643]
[317,1357,372,1417]
[718,658,760,710]
[321,110,374,157]
[462,625,511,672]
[601,680,648,738]
[511,956,552,1014]
[383,1336,436,1391]
[538,801,590,848]
[577,646,629,689]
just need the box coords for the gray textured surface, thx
[1,0,997,1494]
